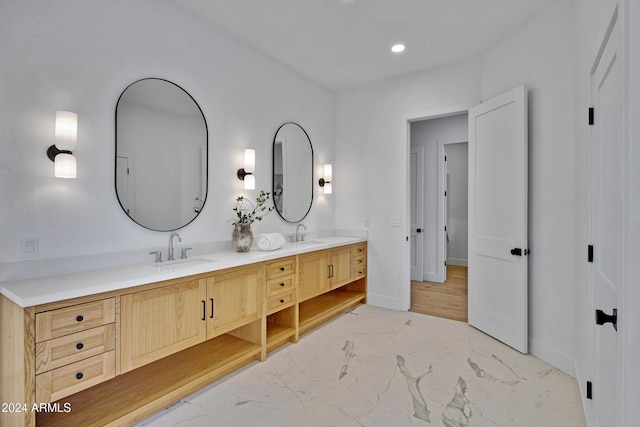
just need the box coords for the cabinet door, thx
[298,251,330,302]
[329,246,354,289]
[121,279,207,373]
[206,266,263,339]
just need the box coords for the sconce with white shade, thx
[319,163,332,194]
[46,111,77,178]
[237,148,255,190]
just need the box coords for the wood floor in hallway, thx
[410,265,468,322]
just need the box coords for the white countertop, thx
[0,236,366,308]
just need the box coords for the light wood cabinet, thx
[265,257,298,352]
[121,278,207,373]
[1,241,365,427]
[298,250,330,302]
[298,243,367,335]
[329,246,354,289]
[206,265,263,339]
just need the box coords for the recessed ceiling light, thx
[391,44,406,53]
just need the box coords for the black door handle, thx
[416,228,422,233]
[595,308,617,331]
[510,248,522,256]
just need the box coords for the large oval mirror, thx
[272,122,313,223]
[115,78,208,231]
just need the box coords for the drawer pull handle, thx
[280,267,285,271]
[75,373,83,380]
[210,298,214,319]
[76,315,84,322]
[280,299,285,304]
[280,282,285,287]
[201,300,206,321]
[76,343,84,350]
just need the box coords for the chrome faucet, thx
[295,224,307,242]
[167,232,182,261]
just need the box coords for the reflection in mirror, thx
[272,122,313,223]
[115,78,208,231]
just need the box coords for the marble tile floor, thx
[137,305,585,427]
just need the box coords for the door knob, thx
[510,248,522,256]
[416,228,423,233]
[595,308,617,331]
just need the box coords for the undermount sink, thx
[151,257,216,272]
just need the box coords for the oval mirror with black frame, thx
[272,122,313,223]
[115,78,208,231]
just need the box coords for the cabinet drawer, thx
[36,298,116,343]
[267,290,294,314]
[355,265,367,279]
[355,254,367,267]
[35,324,116,374]
[267,276,295,296]
[36,350,116,403]
[266,257,296,280]
[354,243,367,256]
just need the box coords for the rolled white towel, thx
[256,233,286,251]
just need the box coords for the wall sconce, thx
[237,148,255,190]
[47,111,77,178]
[319,163,332,194]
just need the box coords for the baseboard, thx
[422,272,441,282]
[366,293,403,311]
[529,336,575,376]
[574,360,591,426]
[447,258,468,266]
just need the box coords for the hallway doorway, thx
[409,113,469,323]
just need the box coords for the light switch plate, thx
[391,216,401,227]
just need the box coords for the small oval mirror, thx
[115,78,208,231]
[272,122,313,223]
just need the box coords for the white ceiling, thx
[176,0,560,90]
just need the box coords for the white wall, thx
[445,143,469,266]
[410,114,468,279]
[0,0,335,274]
[336,0,578,374]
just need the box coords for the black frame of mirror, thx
[114,77,209,231]
[272,122,314,223]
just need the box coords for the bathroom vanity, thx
[0,237,366,427]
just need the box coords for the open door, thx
[410,146,425,281]
[468,85,528,353]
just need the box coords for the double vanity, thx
[0,236,367,426]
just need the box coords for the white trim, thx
[529,336,576,377]
[447,258,468,267]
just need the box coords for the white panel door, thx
[590,17,621,427]
[116,155,134,217]
[410,146,425,281]
[468,85,528,353]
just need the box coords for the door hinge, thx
[445,155,447,161]
[445,191,447,197]
[587,381,593,399]
[444,226,447,231]
[444,260,447,266]
[588,107,594,125]
[588,245,594,263]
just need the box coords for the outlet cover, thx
[21,237,39,259]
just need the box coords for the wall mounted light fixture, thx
[319,163,332,194]
[47,111,77,178]
[237,148,255,190]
